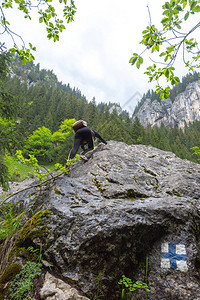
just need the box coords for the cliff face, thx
[1,141,200,299]
[134,81,200,128]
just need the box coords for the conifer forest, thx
[1,54,200,188]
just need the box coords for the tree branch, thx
[1,169,69,205]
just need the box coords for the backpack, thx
[72,120,87,132]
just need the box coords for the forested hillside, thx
[5,56,132,162]
[3,55,200,169]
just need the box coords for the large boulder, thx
[3,141,200,299]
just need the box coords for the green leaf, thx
[163,9,170,16]
[165,2,171,9]
[152,45,156,53]
[142,29,149,34]
[171,1,176,7]
[156,86,161,94]
[136,59,141,69]
[192,5,200,11]
[134,56,143,69]
[160,52,166,57]
[139,56,143,64]
[161,17,169,24]
[176,5,182,11]
[174,76,180,84]
[164,69,169,78]
[182,0,187,9]
[190,1,197,10]
[184,11,190,20]
[129,54,138,65]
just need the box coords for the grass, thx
[38,161,56,172]
[5,155,34,182]
[5,155,56,183]
[0,203,25,240]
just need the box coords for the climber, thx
[69,120,107,160]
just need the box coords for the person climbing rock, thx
[69,120,107,160]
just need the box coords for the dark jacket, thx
[69,126,107,159]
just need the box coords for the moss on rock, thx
[0,263,22,285]
[0,263,22,299]
[9,246,39,263]
[15,209,50,247]
[0,209,50,299]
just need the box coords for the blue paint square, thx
[161,243,187,270]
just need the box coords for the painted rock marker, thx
[161,242,188,272]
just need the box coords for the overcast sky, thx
[3,0,199,113]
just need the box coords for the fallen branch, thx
[1,169,68,205]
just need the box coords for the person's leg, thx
[82,137,94,156]
[80,143,86,155]
[69,137,82,159]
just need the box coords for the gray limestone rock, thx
[40,272,89,300]
[5,141,200,299]
[134,81,200,129]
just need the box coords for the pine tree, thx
[0,51,17,189]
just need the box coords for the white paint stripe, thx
[176,260,188,272]
[176,244,186,255]
[161,258,170,269]
[161,242,169,253]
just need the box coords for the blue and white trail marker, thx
[161,243,188,272]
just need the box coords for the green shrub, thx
[118,275,150,299]
[0,203,25,240]
[8,261,42,300]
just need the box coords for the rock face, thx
[40,272,89,300]
[5,141,200,299]
[134,81,200,129]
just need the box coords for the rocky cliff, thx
[134,81,200,129]
[1,141,200,299]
